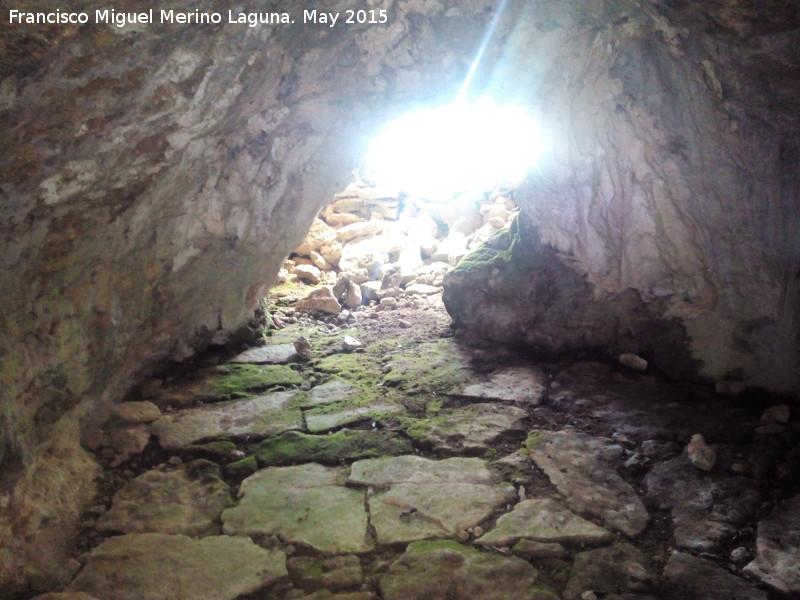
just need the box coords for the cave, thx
[1,1,799,598]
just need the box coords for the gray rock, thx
[287,554,362,591]
[563,544,655,600]
[96,461,233,536]
[512,539,569,560]
[379,540,538,600]
[343,281,362,308]
[300,379,361,408]
[151,390,302,450]
[528,430,650,537]
[341,335,362,351]
[644,456,759,552]
[349,455,501,487]
[349,456,515,545]
[295,264,323,284]
[403,283,440,296]
[304,402,401,433]
[457,366,547,405]
[403,403,527,454]
[297,286,342,315]
[230,343,298,364]
[104,424,151,465]
[743,495,800,595]
[663,552,767,600]
[475,498,613,547]
[222,463,372,554]
[618,353,648,371]
[66,533,286,600]
[686,433,716,471]
[113,401,162,424]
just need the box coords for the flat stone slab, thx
[300,379,361,408]
[349,455,501,486]
[151,391,302,450]
[743,494,800,595]
[457,366,547,405]
[403,403,527,454]
[664,552,767,600]
[475,498,613,547]
[349,456,515,545]
[96,461,233,536]
[304,402,401,433]
[66,533,286,600]
[379,540,538,600]
[563,544,655,600]
[645,455,760,552]
[369,481,517,545]
[222,463,373,554]
[528,430,649,537]
[230,343,298,364]
[255,430,412,466]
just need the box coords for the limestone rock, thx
[349,456,515,545]
[743,495,800,595]
[222,464,372,554]
[309,250,329,270]
[297,287,342,315]
[644,456,760,552]
[341,336,362,352]
[403,283,440,296]
[295,218,337,255]
[618,353,648,371]
[457,366,547,405]
[294,336,313,359]
[96,461,233,536]
[113,401,162,424]
[295,264,323,284]
[343,281,362,309]
[66,533,286,600]
[150,391,302,450]
[105,424,151,465]
[475,498,613,547]
[304,402,401,433]
[230,343,298,364]
[300,379,361,408]
[512,540,569,560]
[686,433,716,471]
[336,220,383,243]
[287,554,362,592]
[663,552,767,600]
[563,544,655,600]
[528,430,650,537]
[255,429,411,466]
[379,540,537,600]
[402,403,527,455]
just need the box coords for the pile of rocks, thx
[277,184,518,319]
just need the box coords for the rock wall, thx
[0,0,494,593]
[444,0,800,392]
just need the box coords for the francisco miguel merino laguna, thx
[8,8,389,27]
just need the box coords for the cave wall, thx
[444,0,800,392]
[0,0,493,592]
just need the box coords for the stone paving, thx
[33,294,800,600]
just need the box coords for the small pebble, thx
[619,353,647,371]
[686,433,716,471]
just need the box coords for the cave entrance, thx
[275,100,543,327]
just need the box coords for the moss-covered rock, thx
[185,439,239,461]
[226,456,258,478]
[212,364,303,399]
[255,430,412,466]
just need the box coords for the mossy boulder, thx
[212,364,303,399]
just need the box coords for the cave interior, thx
[1,1,800,599]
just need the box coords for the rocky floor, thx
[31,290,800,600]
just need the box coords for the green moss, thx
[211,364,302,399]
[382,338,469,397]
[255,429,411,466]
[226,455,258,478]
[405,539,471,555]
[185,439,239,460]
[522,430,545,450]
